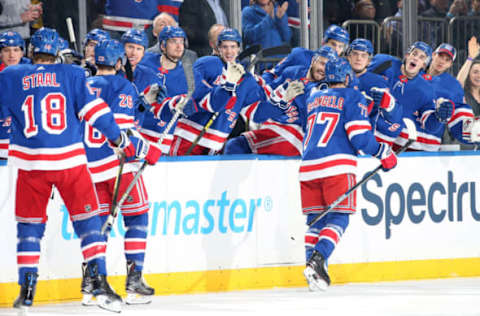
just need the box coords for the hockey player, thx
[345,38,402,137]
[81,38,162,305]
[224,45,338,156]
[368,41,454,151]
[0,31,26,160]
[300,59,397,291]
[0,27,149,313]
[425,43,474,148]
[83,28,111,65]
[168,28,303,156]
[139,26,188,154]
[262,24,349,85]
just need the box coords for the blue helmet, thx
[314,45,338,62]
[121,28,148,48]
[217,28,242,46]
[325,58,352,84]
[95,39,125,67]
[0,31,25,50]
[58,37,69,51]
[434,43,456,61]
[408,41,433,65]
[158,26,187,47]
[323,24,350,45]
[82,28,110,48]
[30,27,60,56]
[347,38,373,56]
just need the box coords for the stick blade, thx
[402,118,417,141]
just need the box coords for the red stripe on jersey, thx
[0,143,8,150]
[17,255,40,264]
[399,132,440,145]
[346,124,371,135]
[82,244,106,259]
[89,159,120,174]
[115,117,134,125]
[9,148,86,161]
[225,96,237,110]
[141,133,159,143]
[450,111,473,123]
[299,159,357,173]
[102,18,134,28]
[157,5,179,16]
[305,235,319,245]
[244,101,259,120]
[124,241,146,251]
[319,228,340,244]
[83,102,109,122]
[177,122,226,143]
[265,121,304,140]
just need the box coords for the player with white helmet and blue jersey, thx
[299,58,397,291]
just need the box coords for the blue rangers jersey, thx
[84,75,138,183]
[0,63,120,171]
[299,87,381,181]
[262,47,314,85]
[368,54,441,150]
[173,55,291,151]
[139,52,188,153]
[425,71,474,148]
[103,0,183,32]
[0,115,11,159]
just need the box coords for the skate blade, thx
[96,295,122,313]
[16,306,29,316]
[81,293,97,306]
[125,292,152,305]
[303,266,328,292]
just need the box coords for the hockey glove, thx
[370,87,395,112]
[221,62,245,91]
[374,143,397,171]
[285,80,305,102]
[434,98,454,123]
[126,129,162,165]
[361,92,374,114]
[167,94,199,117]
[111,130,137,159]
[141,83,167,105]
[270,80,304,109]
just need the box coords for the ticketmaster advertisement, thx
[0,153,479,288]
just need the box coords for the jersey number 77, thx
[304,112,340,150]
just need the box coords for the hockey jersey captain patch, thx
[22,72,60,90]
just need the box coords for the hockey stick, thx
[108,152,126,225]
[237,44,262,62]
[307,118,417,227]
[101,59,195,234]
[66,17,80,53]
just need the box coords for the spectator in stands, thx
[383,0,403,56]
[349,0,376,43]
[421,0,449,17]
[147,12,197,65]
[207,23,225,56]
[446,0,469,18]
[457,36,480,115]
[0,0,42,40]
[242,0,291,52]
[420,0,449,48]
[469,0,480,16]
[179,0,229,57]
[324,0,355,26]
[102,0,183,39]
[372,0,396,24]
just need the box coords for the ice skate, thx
[303,251,331,292]
[125,260,154,305]
[13,272,38,315]
[81,262,96,306]
[87,263,122,313]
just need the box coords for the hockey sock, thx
[312,213,349,260]
[17,223,45,285]
[124,213,148,272]
[304,226,320,262]
[72,216,107,275]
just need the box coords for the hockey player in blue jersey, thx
[224,45,337,156]
[0,27,150,313]
[345,38,402,139]
[168,28,302,155]
[81,39,162,305]
[425,43,474,149]
[0,31,26,159]
[262,24,349,85]
[139,26,189,154]
[83,28,111,66]
[368,41,453,150]
[300,59,397,291]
